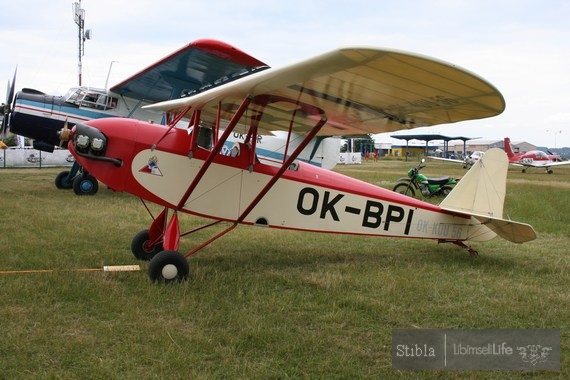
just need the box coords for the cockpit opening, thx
[64,87,118,111]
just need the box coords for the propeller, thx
[1,67,17,140]
[58,118,71,147]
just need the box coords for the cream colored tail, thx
[440,148,536,243]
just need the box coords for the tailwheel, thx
[131,229,164,261]
[448,240,479,256]
[148,250,189,283]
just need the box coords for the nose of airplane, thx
[70,121,122,167]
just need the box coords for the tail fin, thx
[503,137,515,158]
[440,148,536,243]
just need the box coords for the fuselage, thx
[9,87,161,151]
[69,118,481,241]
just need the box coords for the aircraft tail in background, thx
[503,137,515,158]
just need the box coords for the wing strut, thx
[236,114,327,224]
[151,103,193,151]
[172,94,328,257]
[175,96,253,211]
[187,109,201,159]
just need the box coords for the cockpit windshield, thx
[64,87,118,110]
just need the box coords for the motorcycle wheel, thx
[439,185,454,197]
[393,183,416,197]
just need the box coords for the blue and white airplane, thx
[2,39,339,194]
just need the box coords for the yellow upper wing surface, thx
[143,47,505,136]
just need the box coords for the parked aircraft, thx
[2,39,338,194]
[429,150,484,168]
[62,41,536,283]
[504,137,569,174]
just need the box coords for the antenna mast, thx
[73,1,91,86]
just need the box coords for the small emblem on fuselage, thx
[139,155,163,176]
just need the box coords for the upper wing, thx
[109,39,268,103]
[144,47,506,136]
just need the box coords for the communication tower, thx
[72,1,91,86]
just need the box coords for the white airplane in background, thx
[429,150,484,168]
[2,39,339,193]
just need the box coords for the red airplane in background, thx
[504,137,569,174]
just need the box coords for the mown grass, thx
[0,161,568,379]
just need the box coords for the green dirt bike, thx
[392,159,460,198]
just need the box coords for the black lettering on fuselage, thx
[404,209,414,235]
[384,205,405,231]
[320,192,343,221]
[297,187,344,221]
[297,188,413,234]
[297,187,319,215]
[362,200,384,228]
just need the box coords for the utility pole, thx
[73,1,91,86]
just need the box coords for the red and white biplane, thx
[64,40,537,282]
[504,137,569,174]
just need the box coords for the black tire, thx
[148,250,189,284]
[439,185,453,197]
[55,171,73,189]
[393,183,415,197]
[72,174,99,195]
[131,229,164,261]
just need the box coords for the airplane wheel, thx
[547,169,553,174]
[393,183,415,197]
[72,174,99,195]
[131,229,163,261]
[148,250,189,284]
[55,171,73,189]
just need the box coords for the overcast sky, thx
[2,0,569,148]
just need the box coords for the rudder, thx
[440,148,536,243]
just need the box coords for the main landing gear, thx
[129,207,231,283]
[148,251,189,284]
[131,231,189,283]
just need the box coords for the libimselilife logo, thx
[517,344,553,366]
[392,329,560,370]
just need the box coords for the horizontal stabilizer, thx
[441,148,536,244]
[471,215,536,243]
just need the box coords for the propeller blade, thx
[5,80,9,105]
[58,118,71,147]
[2,67,17,138]
[7,67,17,106]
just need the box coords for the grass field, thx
[0,159,568,379]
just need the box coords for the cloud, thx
[2,0,569,147]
